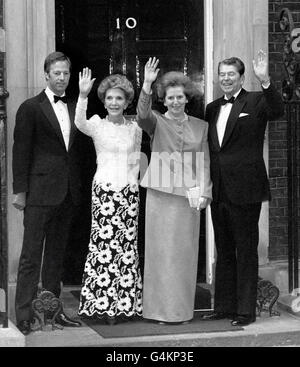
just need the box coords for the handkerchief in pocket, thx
[239,113,249,117]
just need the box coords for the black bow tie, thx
[54,95,68,104]
[221,96,235,105]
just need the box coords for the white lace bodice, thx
[75,97,142,191]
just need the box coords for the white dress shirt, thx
[45,87,71,150]
[216,89,243,146]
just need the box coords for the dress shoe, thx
[202,312,235,321]
[55,312,81,327]
[231,315,255,326]
[171,321,190,325]
[17,320,31,335]
[157,320,190,325]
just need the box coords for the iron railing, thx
[279,8,300,295]
[0,0,8,328]
[285,102,300,294]
[0,82,8,328]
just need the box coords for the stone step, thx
[90,330,300,347]
[24,309,300,348]
[0,320,25,347]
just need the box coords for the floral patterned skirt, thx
[78,181,143,318]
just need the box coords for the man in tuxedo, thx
[203,51,284,326]
[12,51,82,334]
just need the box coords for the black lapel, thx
[221,89,247,148]
[209,100,223,151]
[39,91,66,148]
[67,100,77,150]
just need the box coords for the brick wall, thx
[268,0,300,260]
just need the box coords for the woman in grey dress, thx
[137,57,212,324]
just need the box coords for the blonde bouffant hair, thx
[97,74,134,104]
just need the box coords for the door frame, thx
[204,0,215,285]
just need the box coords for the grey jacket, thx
[137,89,212,199]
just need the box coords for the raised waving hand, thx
[79,67,96,98]
[252,50,270,85]
[143,57,160,94]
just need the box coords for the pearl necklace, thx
[165,111,187,123]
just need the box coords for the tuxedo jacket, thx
[12,90,82,206]
[205,84,284,204]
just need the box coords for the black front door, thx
[55,0,206,285]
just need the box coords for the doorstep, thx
[0,320,25,347]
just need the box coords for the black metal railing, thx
[279,8,300,295]
[0,0,8,329]
[286,102,300,294]
[0,83,8,328]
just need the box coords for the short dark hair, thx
[156,71,197,101]
[44,52,71,73]
[97,74,135,104]
[218,57,245,76]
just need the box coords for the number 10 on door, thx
[116,17,137,29]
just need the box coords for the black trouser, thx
[211,198,262,318]
[15,192,75,324]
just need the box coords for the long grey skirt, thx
[142,188,201,322]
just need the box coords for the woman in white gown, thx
[75,68,143,325]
